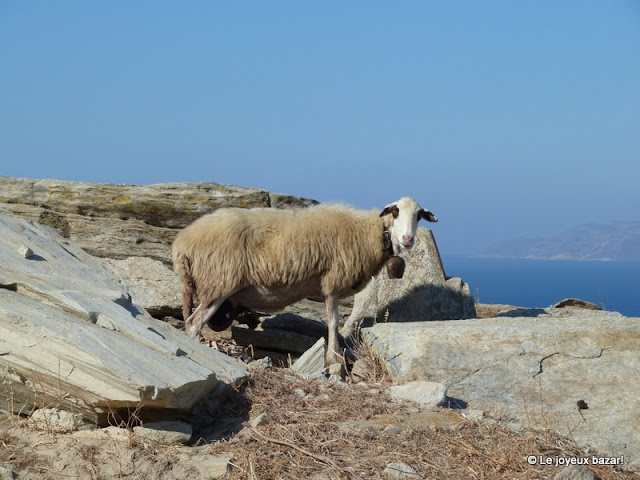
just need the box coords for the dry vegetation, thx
[1,342,638,479]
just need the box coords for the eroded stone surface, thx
[362,308,640,465]
[0,214,247,425]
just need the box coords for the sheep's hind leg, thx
[185,298,227,340]
[324,294,344,369]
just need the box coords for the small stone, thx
[309,472,333,480]
[389,381,447,407]
[18,245,34,259]
[0,464,17,480]
[248,356,274,372]
[179,453,234,479]
[462,409,485,421]
[133,420,192,445]
[294,388,308,398]
[29,408,94,432]
[291,338,326,375]
[384,462,420,478]
[350,359,370,381]
[328,362,343,377]
[553,298,603,311]
[554,464,600,480]
[249,412,270,427]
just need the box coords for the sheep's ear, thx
[380,204,400,218]
[419,209,438,223]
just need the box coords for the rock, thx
[350,359,370,382]
[553,298,603,311]
[361,308,640,465]
[0,465,17,480]
[268,192,318,209]
[0,176,317,265]
[249,411,270,427]
[260,313,328,339]
[291,338,326,374]
[247,356,274,373]
[462,409,485,421]
[0,214,247,425]
[383,462,420,478]
[17,245,33,259]
[389,381,447,407]
[133,420,192,445]
[232,324,319,354]
[178,452,234,479]
[309,472,333,480]
[328,362,343,377]
[554,464,600,480]
[341,228,476,338]
[101,256,182,317]
[28,408,94,432]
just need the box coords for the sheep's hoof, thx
[385,256,405,279]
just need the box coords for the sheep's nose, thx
[402,235,414,247]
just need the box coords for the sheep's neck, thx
[382,226,394,256]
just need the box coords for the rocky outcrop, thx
[361,308,640,465]
[0,214,247,426]
[101,256,182,317]
[341,227,476,337]
[0,176,316,265]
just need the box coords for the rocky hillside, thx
[0,175,637,477]
[0,176,317,265]
[477,221,640,261]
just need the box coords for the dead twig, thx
[245,423,362,479]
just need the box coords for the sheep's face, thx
[380,197,438,255]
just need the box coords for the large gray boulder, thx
[341,228,476,338]
[0,176,316,265]
[0,214,247,426]
[361,308,640,465]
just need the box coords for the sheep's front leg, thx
[185,298,227,340]
[324,293,343,367]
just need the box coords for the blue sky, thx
[1,1,639,255]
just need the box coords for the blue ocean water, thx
[442,256,640,317]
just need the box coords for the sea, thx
[441,256,640,318]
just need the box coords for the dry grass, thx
[204,367,637,480]
[1,349,638,479]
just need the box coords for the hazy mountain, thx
[476,222,640,261]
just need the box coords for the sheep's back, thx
[172,204,386,301]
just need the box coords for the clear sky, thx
[1,1,639,255]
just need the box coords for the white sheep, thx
[172,197,437,366]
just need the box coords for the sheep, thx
[172,197,437,367]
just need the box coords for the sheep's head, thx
[380,197,437,255]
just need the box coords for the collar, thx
[382,227,394,255]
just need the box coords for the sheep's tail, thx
[173,250,196,320]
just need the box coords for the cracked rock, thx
[0,214,247,425]
[361,308,640,466]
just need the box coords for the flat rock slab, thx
[389,381,447,407]
[101,256,182,317]
[362,308,640,465]
[0,214,247,425]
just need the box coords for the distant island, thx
[476,221,640,261]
